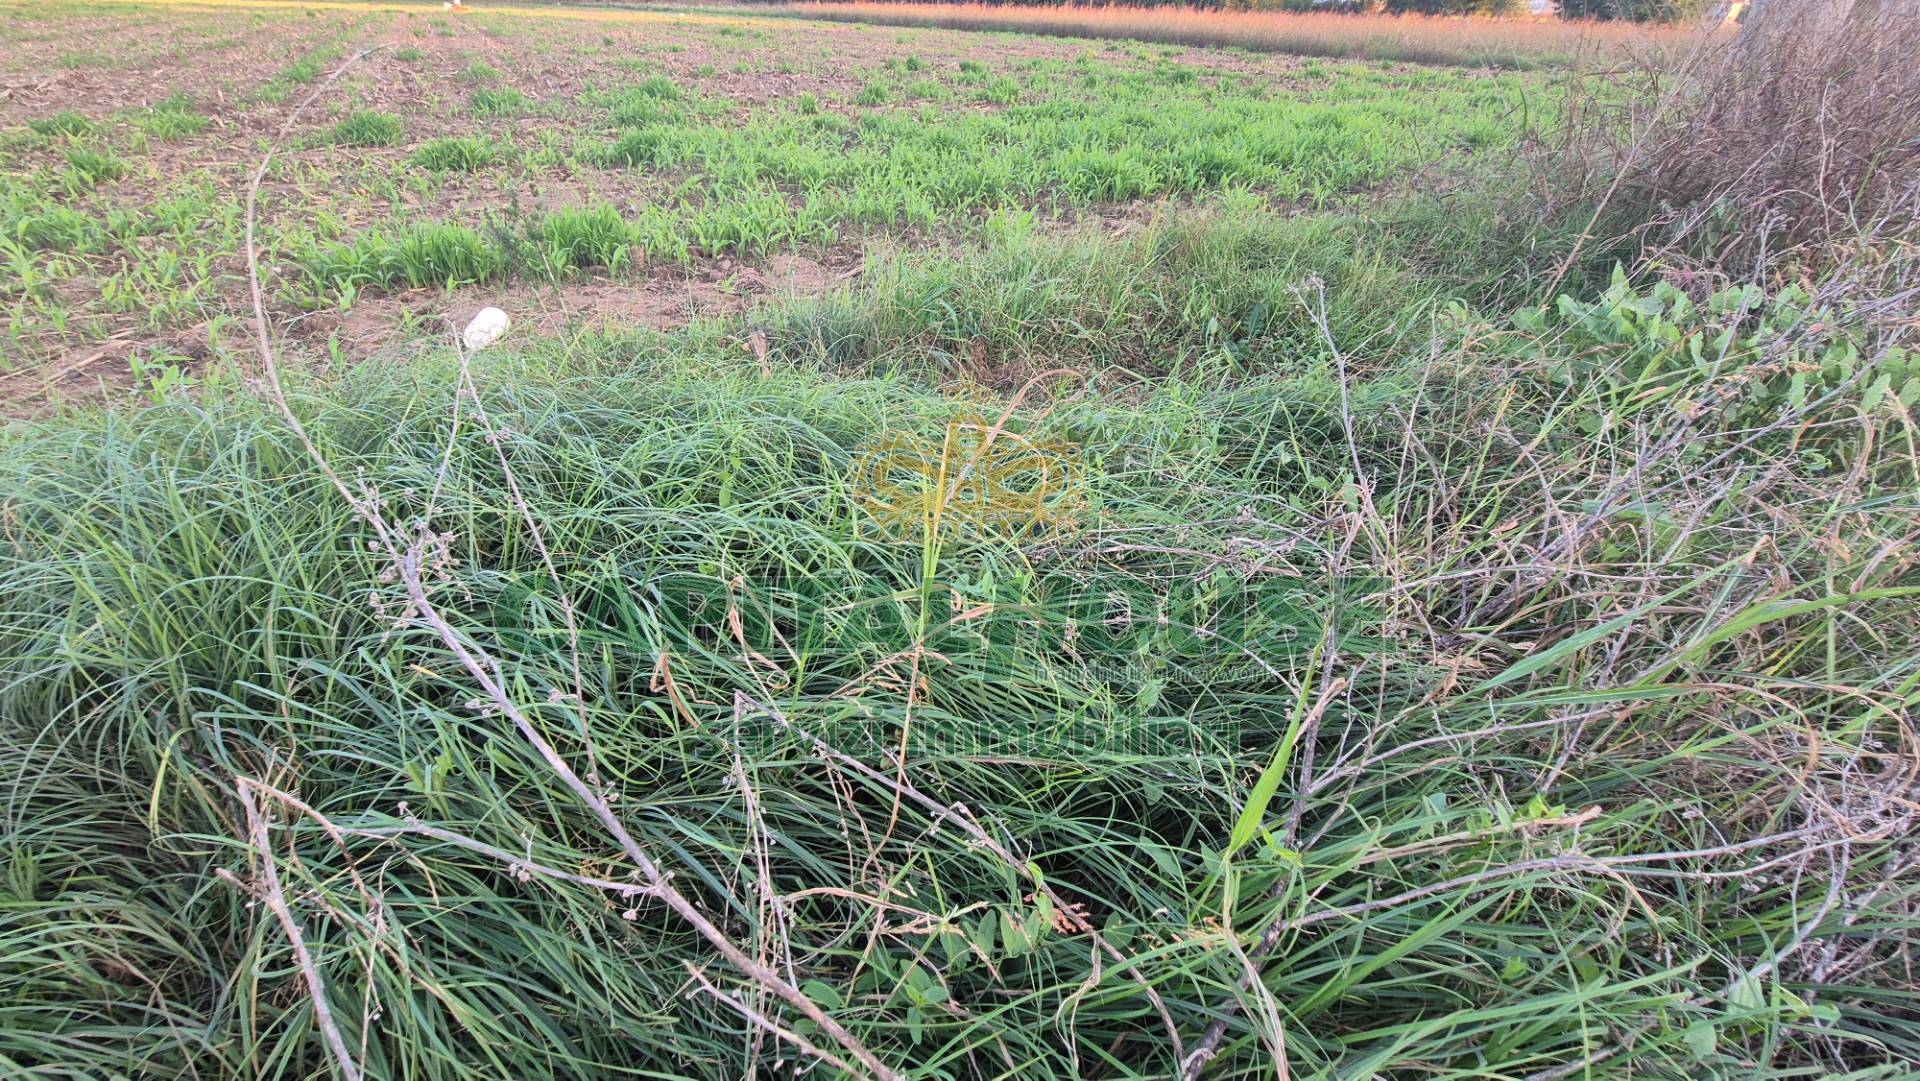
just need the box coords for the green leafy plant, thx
[27,111,92,137]
[132,92,206,139]
[1514,268,1920,430]
[470,87,532,117]
[61,146,127,186]
[410,136,502,172]
[330,110,404,147]
[125,349,197,403]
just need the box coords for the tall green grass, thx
[3,209,1915,1076]
[2,7,1915,1076]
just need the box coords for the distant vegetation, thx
[787,2,1697,65]
[777,0,1720,16]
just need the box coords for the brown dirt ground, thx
[305,248,858,355]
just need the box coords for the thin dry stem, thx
[226,782,364,1081]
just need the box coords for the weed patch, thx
[470,87,532,117]
[61,146,127,186]
[330,110,404,147]
[131,93,207,140]
[409,136,502,172]
[27,111,92,137]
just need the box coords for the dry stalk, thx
[222,782,364,1081]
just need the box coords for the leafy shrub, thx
[1514,268,1920,429]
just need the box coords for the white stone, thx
[462,307,510,351]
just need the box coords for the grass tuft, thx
[61,146,127,186]
[470,86,532,117]
[535,203,637,274]
[329,110,405,147]
[27,111,93,137]
[132,91,206,140]
[409,135,502,172]
[456,60,503,84]
[301,221,506,293]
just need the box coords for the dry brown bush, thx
[1552,0,1920,280]
[1653,0,1919,254]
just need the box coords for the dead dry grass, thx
[1522,0,1919,297]
[1644,0,1920,260]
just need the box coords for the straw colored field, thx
[785,1,1697,67]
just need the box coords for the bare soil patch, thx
[305,248,857,357]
